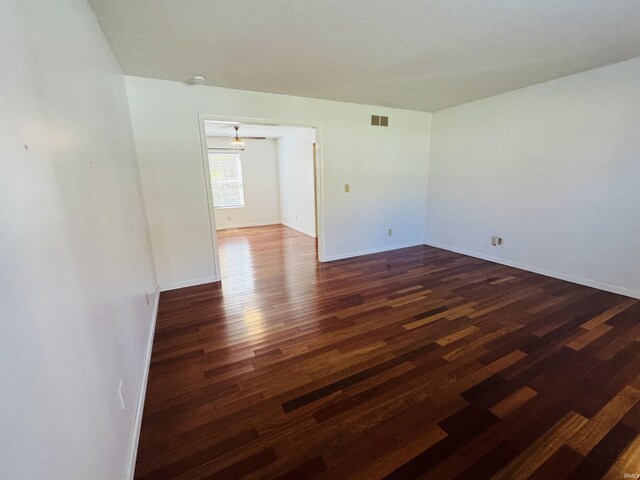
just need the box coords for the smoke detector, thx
[191,75,206,85]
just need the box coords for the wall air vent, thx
[371,115,388,127]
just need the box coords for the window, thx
[208,152,245,208]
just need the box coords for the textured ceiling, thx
[89,0,640,111]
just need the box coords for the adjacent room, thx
[2,1,640,479]
[202,121,318,283]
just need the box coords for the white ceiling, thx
[204,122,298,139]
[89,0,640,112]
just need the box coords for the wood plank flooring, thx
[135,224,640,479]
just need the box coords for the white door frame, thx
[197,114,326,281]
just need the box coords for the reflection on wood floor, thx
[135,224,640,479]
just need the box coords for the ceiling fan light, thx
[230,125,245,147]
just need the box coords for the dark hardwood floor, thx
[134,224,640,479]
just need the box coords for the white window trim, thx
[208,152,245,209]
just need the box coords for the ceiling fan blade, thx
[217,135,267,140]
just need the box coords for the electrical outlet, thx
[491,236,503,246]
[344,184,350,193]
[388,228,393,236]
[118,379,125,410]
[145,291,150,306]
[227,213,231,221]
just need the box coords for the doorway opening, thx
[198,117,323,284]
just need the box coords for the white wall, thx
[126,76,432,290]
[208,138,280,230]
[426,57,640,298]
[0,1,157,479]
[277,128,317,237]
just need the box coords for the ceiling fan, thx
[207,125,267,151]
[229,125,266,147]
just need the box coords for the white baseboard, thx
[215,220,280,230]
[425,240,640,299]
[159,275,219,292]
[124,286,160,480]
[280,221,316,238]
[323,241,423,262]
